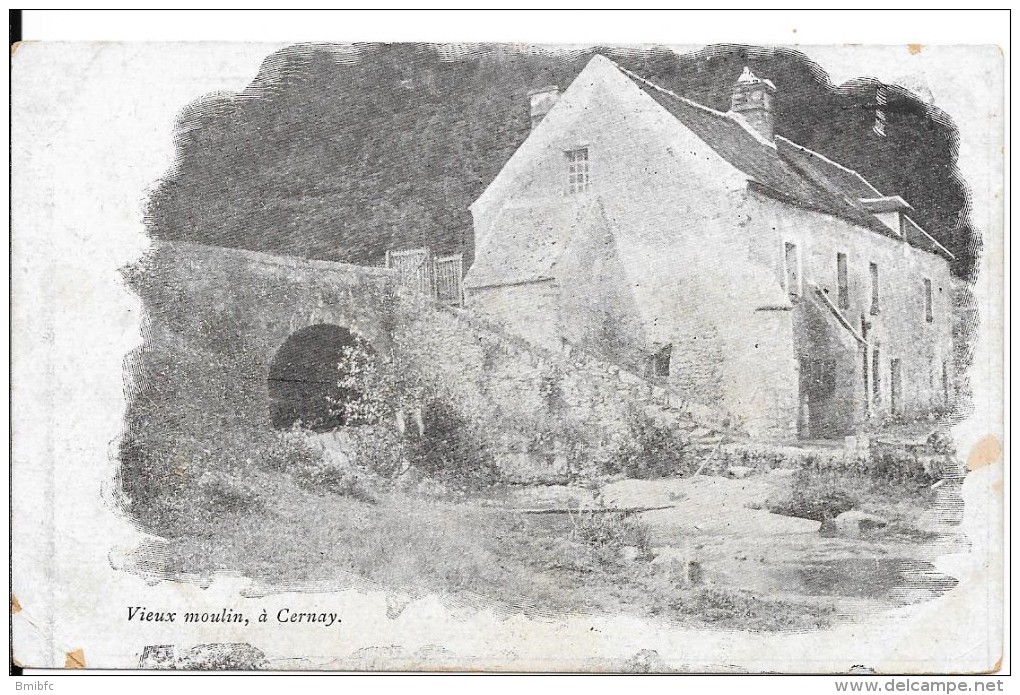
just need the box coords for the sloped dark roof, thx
[639,87,829,206]
[902,214,954,260]
[613,61,953,260]
[775,137,882,200]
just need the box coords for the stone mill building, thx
[462,54,955,440]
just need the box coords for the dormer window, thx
[566,147,590,195]
[860,196,912,237]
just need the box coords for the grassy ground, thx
[124,415,963,634]
[128,471,840,633]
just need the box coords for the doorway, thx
[799,356,837,438]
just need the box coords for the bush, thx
[276,426,385,503]
[764,442,953,529]
[570,507,653,569]
[795,446,944,491]
[718,445,795,473]
[261,426,328,473]
[351,426,406,479]
[118,425,302,536]
[766,466,861,521]
[611,409,695,479]
[193,463,276,516]
[118,413,398,536]
[299,464,379,504]
[403,398,498,487]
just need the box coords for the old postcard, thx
[11,39,1004,673]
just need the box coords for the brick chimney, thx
[730,67,777,141]
[529,85,560,130]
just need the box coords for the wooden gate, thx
[434,253,464,307]
[385,248,434,297]
[385,247,463,307]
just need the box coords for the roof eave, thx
[904,215,956,261]
[860,195,914,214]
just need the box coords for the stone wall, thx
[746,189,956,425]
[395,290,730,481]
[126,241,731,484]
[466,279,560,350]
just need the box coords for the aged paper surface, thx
[11,41,1004,673]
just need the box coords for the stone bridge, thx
[129,240,727,481]
[130,241,400,433]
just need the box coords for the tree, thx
[147,43,980,279]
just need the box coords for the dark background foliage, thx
[146,43,979,279]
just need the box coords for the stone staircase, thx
[419,296,742,471]
[408,290,958,483]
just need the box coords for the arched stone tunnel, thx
[268,323,377,431]
[129,241,398,433]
